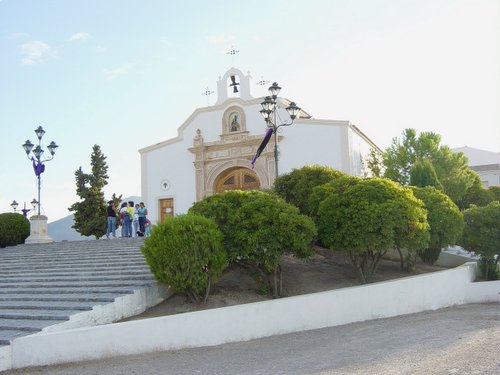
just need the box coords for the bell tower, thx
[215,68,253,105]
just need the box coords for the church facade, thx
[139,68,380,224]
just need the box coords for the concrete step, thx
[0,268,148,276]
[0,265,149,273]
[0,281,156,289]
[0,319,63,331]
[0,275,154,283]
[0,261,148,271]
[0,238,169,348]
[0,257,147,266]
[0,301,104,311]
[0,287,137,295]
[0,294,118,303]
[0,309,79,320]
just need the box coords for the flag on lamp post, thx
[251,128,274,168]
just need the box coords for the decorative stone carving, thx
[189,131,280,201]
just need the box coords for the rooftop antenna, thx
[226,45,239,66]
[201,86,214,106]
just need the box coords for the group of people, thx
[106,200,150,239]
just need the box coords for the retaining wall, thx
[4,262,500,371]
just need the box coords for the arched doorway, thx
[215,167,260,193]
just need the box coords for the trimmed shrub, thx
[273,165,347,216]
[317,178,429,282]
[459,202,500,280]
[189,190,317,297]
[308,174,360,225]
[141,214,227,302]
[411,186,464,265]
[0,213,30,248]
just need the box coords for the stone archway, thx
[215,167,260,193]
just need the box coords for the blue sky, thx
[1,0,499,222]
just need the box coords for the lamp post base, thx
[25,215,54,244]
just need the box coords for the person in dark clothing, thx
[106,200,117,239]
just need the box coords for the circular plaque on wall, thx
[160,179,171,191]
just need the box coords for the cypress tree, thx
[69,145,109,239]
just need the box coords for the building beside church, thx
[452,146,500,188]
[139,68,380,223]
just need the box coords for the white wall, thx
[348,126,375,177]
[279,121,346,175]
[476,169,500,188]
[6,262,499,371]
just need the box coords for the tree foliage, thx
[189,190,317,297]
[459,202,500,280]
[273,165,347,216]
[488,186,500,202]
[456,171,494,210]
[382,128,479,206]
[409,159,442,190]
[411,186,464,265]
[0,213,30,248]
[308,174,360,225]
[317,178,429,282]
[68,145,110,239]
[142,214,227,302]
[365,148,384,177]
[383,129,441,185]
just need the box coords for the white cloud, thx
[69,32,91,42]
[205,33,235,45]
[20,40,52,65]
[103,63,134,80]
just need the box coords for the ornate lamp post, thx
[10,199,38,217]
[10,200,18,212]
[21,126,58,244]
[259,82,300,177]
[22,126,58,216]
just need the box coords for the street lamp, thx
[22,126,58,216]
[10,199,37,217]
[10,200,18,212]
[259,82,300,177]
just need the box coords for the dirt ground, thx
[124,247,446,321]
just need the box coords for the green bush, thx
[308,174,360,225]
[411,186,464,265]
[317,178,429,282]
[0,213,30,248]
[141,214,227,302]
[459,202,500,280]
[273,165,347,216]
[190,190,317,297]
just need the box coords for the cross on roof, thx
[256,77,270,86]
[226,45,239,66]
[201,87,214,105]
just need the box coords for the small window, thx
[223,176,235,185]
[244,174,256,183]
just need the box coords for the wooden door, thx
[215,168,260,193]
[159,198,174,223]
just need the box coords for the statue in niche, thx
[229,112,240,132]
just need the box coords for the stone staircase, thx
[0,238,168,346]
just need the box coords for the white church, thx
[139,68,380,224]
